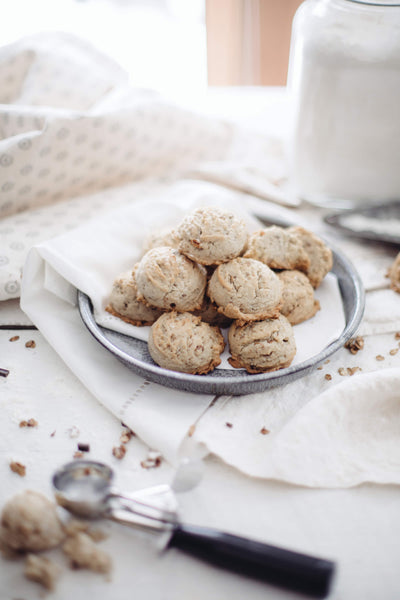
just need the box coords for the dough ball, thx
[0,490,65,552]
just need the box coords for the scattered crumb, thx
[187,424,196,437]
[120,427,133,445]
[324,359,330,364]
[344,336,364,354]
[338,367,361,377]
[73,451,84,459]
[24,554,61,591]
[225,422,233,428]
[62,532,112,575]
[10,462,26,477]
[9,336,20,342]
[19,418,38,428]
[317,366,323,370]
[67,426,80,439]
[25,340,36,349]
[389,348,399,356]
[395,332,400,340]
[77,443,90,452]
[260,427,269,435]
[376,355,385,361]
[140,451,162,469]
[112,445,126,460]
[325,374,332,381]
[338,367,347,376]
[0,368,10,378]
[50,430,56,437]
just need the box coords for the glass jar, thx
[288,0,400,206]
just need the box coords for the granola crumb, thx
[225,422,233,428]
[347,366,361,376]
[50,430,56,437]
[19,418,38,428]
[10,461,26,477]
[260,427,270,435]
[77,443,90,452]
[344,336,364,354]
[24,554,61,591]
[140,451,162,469]
[395,332,400,340]
[389,348,399,356]
[120,429,132,445]
[338,367,347,376]
[112,445,126,460]
[325,374,332,381]
[25,340,36,349]
[188,424,196,437]
[73,451,84,459]
[324,359,330,364]
[376,355,385,361]
[9,336,20,342]
[317,366,323,370]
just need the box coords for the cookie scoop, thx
[136,247,207,311]
[208,257,282,323]
[228,315,296,374]
[176,206,248,265]
[148,312,225,374]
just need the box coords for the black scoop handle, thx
[168,524,335,598]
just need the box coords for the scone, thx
[136,246,207,311]
[208,257,282,323]
[228,315,296,374]
[244,226,310,271]
[277,270,320,325]
[387,252,400,293]
[142,227,180,255]
[148,312,225,374]
[176,206,248,265]
[0,491,65,552]
[288,226,333,288]
[106,267,163,326]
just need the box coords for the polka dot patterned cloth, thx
[0,33,286,301]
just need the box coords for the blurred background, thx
[2,0,303,96]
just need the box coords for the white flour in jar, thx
[289,1,400,205]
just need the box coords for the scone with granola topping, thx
[208,257,282,323]
[228,315,296,374]
[106,267,163,326]
[148,312,225,374]
[136,246,207,311]
[288,226,333,288]
[277,270,320,325]
[244,226,310,271]
[176,206,248,265]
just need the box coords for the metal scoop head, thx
[53,460,178,531]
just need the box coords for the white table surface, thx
[1,88,400,600]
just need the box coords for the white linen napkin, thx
[0,32,293,302]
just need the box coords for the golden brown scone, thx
[244,226,310,271]
[135,246,207,311]
[141,227,180,255]
[106,266,163,326]
[208,257,282,323]
[277,270,320,325]
[288,226,333,288]
[0,491,65,552]
[176,206,248,265]
[387,252,400,293]
[228,315,296,374]
[148,312,225,374]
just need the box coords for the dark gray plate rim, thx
[78,246,365,396]
[324,200,400,246]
